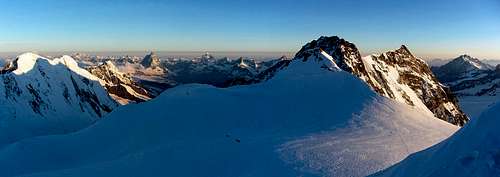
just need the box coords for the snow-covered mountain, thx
[373,101,500,177]
[0,53,118,145]
[432,54,495,83]
[263,36,467,126]
[431,55,500,118]
[87,61,152,104]
[0,37,458,177]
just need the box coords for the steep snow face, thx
[373,102,500,177]
[0,53,118,145]
[293,36,467,126]
[0,51,457,177]
[87,61,152,105]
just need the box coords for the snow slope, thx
[372,101,500,177]
[0,52,457,177]
[0,53,117,146]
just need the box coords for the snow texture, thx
[372,101,500,177]
[0,57,457,177]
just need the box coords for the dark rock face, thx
[295,36,365,75]
[285,36,468,126]
[141,52,161,68]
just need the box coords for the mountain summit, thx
[140,51,161,68]
[432,54,495,82]
[281,36,468,126]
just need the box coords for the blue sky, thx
[0,0,499,59]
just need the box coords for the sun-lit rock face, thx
[87,61,152,104]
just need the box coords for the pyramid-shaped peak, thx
[141,51,161,68]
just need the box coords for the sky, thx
[0,0,499,59]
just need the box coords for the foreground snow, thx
[373,101,500,177]
[0,58,457,177]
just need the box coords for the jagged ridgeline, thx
[254,36,468,126]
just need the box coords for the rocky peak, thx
[360,46,468,125]
[395,45,414,58]
[141,52,161,68]
[259,36,468,126]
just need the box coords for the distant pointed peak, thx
[447,54,494,71]
[395,45,414,57]
[458,54,473,59]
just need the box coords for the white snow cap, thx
[12,52,45,75]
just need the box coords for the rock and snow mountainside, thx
[373,102,500,177]
[140,51,162,69]
[87,61,152,104]
[431,55,500,118]
[288,36,467,126]
[0,53,117,145]
[90,52,284,96]
[0,41,458,177]
[432,54,495,83]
